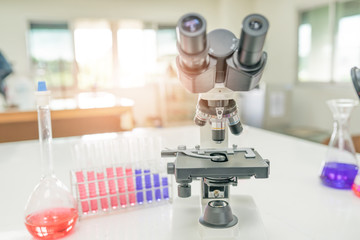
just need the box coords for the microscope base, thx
[172,195,267,240]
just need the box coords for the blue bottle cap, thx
[37,81,47,92]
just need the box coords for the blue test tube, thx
[162,177,169,200]
[153,173,161,201]
[144,169,153,202]
[135,169,144,204]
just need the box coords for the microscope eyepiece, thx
[176,13,209,71]
[238,14,269,67]
[182,16,203,33]
[177,13,207,54]
[249,19,262,30]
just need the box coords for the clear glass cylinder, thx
[320,99,359,189]
[24,83,78,239]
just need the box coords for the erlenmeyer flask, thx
[320,99,359,189]
[24,81,78,239]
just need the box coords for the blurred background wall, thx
[0,0,359,143]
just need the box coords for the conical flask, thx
[24,81,78,239]
[320,99,359,189]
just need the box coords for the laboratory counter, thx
[1,125,360,240]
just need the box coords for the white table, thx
[1,125,360,240]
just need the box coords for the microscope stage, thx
[174,149,269,181]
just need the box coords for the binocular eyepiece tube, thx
[177,13,268,143]
[176,13,269,71]
[238,14,269,67]
[176,13,208,70]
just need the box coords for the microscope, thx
[351,67,360,99]
[162,13,270,230]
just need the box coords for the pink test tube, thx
[87,171,98,212]
[106,167,118,208]
[126,168,136,205]
[116,167,127,207]
[75,171,89,214]
[97,171,109,211]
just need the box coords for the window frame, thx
[27,20,78,94]
[296,0,360,86]
[27,19,177,96]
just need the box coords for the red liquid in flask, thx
[352,176,360,197]
[25,207,78,239]
[352,183,360,197]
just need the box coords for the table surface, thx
[1,125,360,240]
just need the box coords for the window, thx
[117,21,158,88]
[298,1,360,83]
[156,27,178,60]
[74,21,113,89]
[29,19,177,92]
[28,22,74,88]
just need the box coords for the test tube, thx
[131,138,144,204]
[95,142,109,211]
[75,171,89,214]
[114,139,127,207]
[153,173,162,201]
[86,144,98,212]
[144,169,153,203]
[106,167,118,208]
[87,171,98,212]
[126,168,136,205]
[106,141,118,209]
[162,177,169,200]
[125,138,136,206]
[135,169,144,204]
[143,137,156,203]
[116,166,127,207]
[73,145,89,214]
[151,137,163,201]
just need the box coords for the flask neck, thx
[331,118,356,155]
[38,105,54,177]
[333,119,350,142]
[333,118,349,131]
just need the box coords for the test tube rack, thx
[70,137,172,218]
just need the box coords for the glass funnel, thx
[320,99,359,189]
[24,82,78,239]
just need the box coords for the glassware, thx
[24,81,78,239]
[320,99,359,189]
